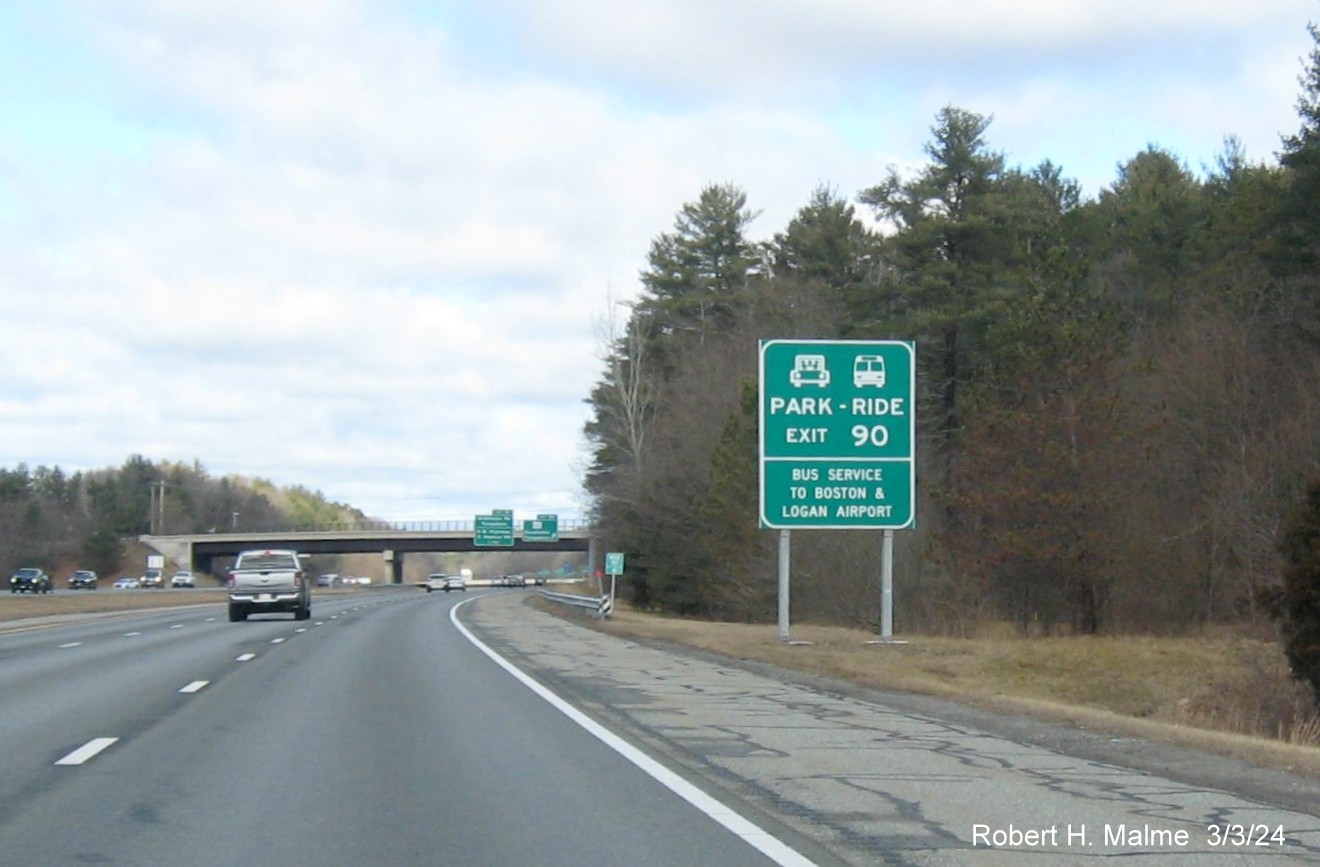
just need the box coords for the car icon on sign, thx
[790,355,830,387]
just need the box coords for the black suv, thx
[10,568,52,594]
[69,570,98,590]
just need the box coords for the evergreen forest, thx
[0,456,363,579]
[582,25,1320,640]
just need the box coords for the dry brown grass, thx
[0,589,229,622]
[583,605,1320,776]
[0,586,369,625]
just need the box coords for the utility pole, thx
[155,480,166,535]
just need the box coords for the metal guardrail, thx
[537,588,612,618]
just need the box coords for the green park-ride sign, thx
[759,339,916,530]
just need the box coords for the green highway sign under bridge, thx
[759,339,916,530]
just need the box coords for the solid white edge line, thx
[449,598,816,867]
[55,737,119,766]
[179,680,209,694]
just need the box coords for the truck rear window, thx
[238,554,298,570]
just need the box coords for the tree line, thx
[0,455,363,578]
[583,24,1320,652]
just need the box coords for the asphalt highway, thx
[0,590,805,867]
[5,589,1320,866]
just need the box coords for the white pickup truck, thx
[227,549,311,622]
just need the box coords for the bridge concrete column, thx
[382,549,405,584]
[140,535,195,572]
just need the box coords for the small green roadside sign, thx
[605,552,624,575]
[759,339,916,530]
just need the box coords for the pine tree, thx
[1277,478,1320,705]
[636,182,760,350]
[1278,23,1320,270]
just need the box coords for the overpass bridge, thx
[141,520,597,585]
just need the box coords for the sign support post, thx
[881,528,894,640]
[777,530,791,643]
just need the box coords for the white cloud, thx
[475,0,1307,96]
[1,0,1315,522]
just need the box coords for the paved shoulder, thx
[462,593,1320,866]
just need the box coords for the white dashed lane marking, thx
[55,738,119,766]
[48,609,338,769]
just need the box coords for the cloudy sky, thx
[0,1,1313,524]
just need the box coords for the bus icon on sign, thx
[853,355,886,388]
[789,354,830,388]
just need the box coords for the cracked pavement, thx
[462,592,1320,866]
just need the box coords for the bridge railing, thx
[199,518,592,534]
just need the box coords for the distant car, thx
[140,568,164,589]
[170,570,195,588]
[316,573,339,587]
[10,567,52,594]
[113,576,141,589]
[444,575,467,592]
[69,569,98,590]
